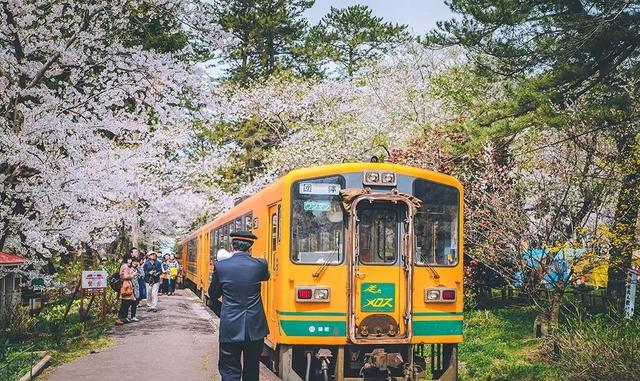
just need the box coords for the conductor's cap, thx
[230,231,257,242]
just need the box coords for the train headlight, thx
[296,286,330,303]
[381,172,396,185]
[313,288,330,300]
[364,171,380,184]
[426,290,440,301]
[363,171,397,186]
[425,288,457,303]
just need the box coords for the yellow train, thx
[179,163,463,381]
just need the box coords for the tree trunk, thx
[605,167,640,309]
[548,286,563,333]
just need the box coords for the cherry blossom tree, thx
[392,100,620,332]
[213,43,457,185]
[1,0,229,280]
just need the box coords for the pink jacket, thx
[119,263,136,301]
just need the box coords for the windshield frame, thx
[290,175,346,266]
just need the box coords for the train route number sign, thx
[299,183,341,195]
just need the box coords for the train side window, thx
[187,239,197,274]
[277,205,281,242]
[211,229,219,261]
[235,218,242,231]
[271,213,278,252]
[222,224,229,251]
[245,213,253,230]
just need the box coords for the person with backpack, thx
[116,255,136,325]
[143,251,162,312]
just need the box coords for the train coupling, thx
[362,348,404,372]
[315,348,333,366]
[314,349,332,381]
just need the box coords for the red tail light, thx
[442,290,456,300]
[297,289,312,299]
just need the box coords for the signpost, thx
[82,270,107,289]
[625,268,638,319]
[80,270,108,320]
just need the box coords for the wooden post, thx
[82,294,96,322]
[101,289,106,319]
[63,279,82,323]
[79,289,85,320]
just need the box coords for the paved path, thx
[45,289,279,381]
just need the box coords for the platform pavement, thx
[44,288,280,381]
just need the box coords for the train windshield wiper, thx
[313,235,340,278]
[421,254,440,280]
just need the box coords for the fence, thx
[475,283,638,314]
[0,345,39,381]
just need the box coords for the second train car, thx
[178,162,463,381]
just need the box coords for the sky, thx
[304,0,455,35]
[204,1,456,79]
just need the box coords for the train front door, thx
[349,199,412,344]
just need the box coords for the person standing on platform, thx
[143,251,162,312]
[160,253,170,295]
[130,258,145,321]
[209,231,269,381]
[167,254,180,295]
[116,255,136,325]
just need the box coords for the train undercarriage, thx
[262,343,457,381]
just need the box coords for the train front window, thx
[358,206,399,265]
[291,176,345,264]
[414,180,460,266]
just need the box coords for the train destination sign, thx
[299,183,341,195]
[361,282,395,312]
[303,200,332,211]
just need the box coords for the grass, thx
[459,306,561,381]
[47,324,114,367]
[1,299,116,381]
[0,351,40,381]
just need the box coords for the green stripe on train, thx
[280,320,346,336]
[280,320,462,336]
[277,311,347,316]
[413,312,463,316]
[413,320,463,336]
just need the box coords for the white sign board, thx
[625,268,638,319]
[82,270,108,289]
[299,183,341,195]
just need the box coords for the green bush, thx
[556,315,640,381]
[0,301,34,342]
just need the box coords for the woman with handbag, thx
[116,255,137,325]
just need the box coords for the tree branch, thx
[27,8,102,89]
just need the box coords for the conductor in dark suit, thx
[209,231,269,381]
